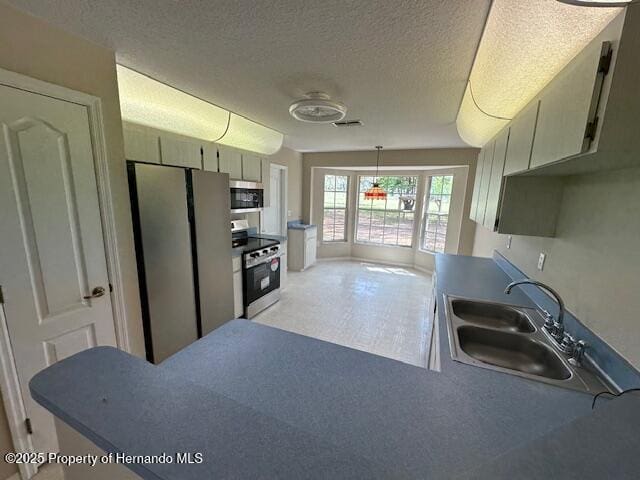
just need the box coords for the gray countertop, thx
[29,253,639,478]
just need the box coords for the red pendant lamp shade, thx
[364,183,387,200]
[364,146,387,200]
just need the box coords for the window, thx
[356,176,418,247]
[323,174,348,242]
[422,175,453,253]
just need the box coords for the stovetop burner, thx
[232,230,279,255]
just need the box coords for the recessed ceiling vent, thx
[289,92,347,123]
[333,119,363,127]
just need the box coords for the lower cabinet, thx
[288,226,317,272]
[232,256,243,318]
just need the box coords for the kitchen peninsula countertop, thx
[30,254,640,479]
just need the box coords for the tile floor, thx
[255,260,433,367]
[31,463,63,480]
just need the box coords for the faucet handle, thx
[573,340,587,364]
[559,332,576,355]
[541,309,555,329]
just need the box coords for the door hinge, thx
[598,46,613,75]
[109,283,113,293]
[25,418,33,435]
[0,286,4,304]
[585,116,599,141]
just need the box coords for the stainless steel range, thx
[231,223,281,318]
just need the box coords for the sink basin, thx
[457,326,571,380]
[451,299,535,333]
[443,295,610,393]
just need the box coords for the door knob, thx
[83,286,106,300]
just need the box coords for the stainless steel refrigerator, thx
[127,162,234,363]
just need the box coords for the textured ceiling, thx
[457,0,621,146]
[7,0,491,152]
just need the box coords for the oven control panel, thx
[244,244,281,268]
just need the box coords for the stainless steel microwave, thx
[230,180,264,212]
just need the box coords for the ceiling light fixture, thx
[364,146,387,200]
[556,0,633,6]
[289,92,347,123]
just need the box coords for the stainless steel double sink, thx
[444,295,608,393]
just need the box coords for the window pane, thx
[442,176,453,195]
[383,211,399,245]
[324,175,335,191]
[369,210,384,244]
[440,194,451,214]
[322,174,349,242]
[324,191,335,208]
[428,194,441,213]
[323,208,335,241]
[356,209,372,242]
[422,175,453,253]
[430,176,443,195]
[435,234,447,253]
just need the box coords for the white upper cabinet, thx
[123,122,161,164]
[218,145,242,180]
[123,122,204,169]
[159,133,202,169]
[530,39,606,170]
[484,128,509,231]
[504,101,539,176]
[202,143,218,172]
[475,142,494,226]
[242,153,262,182]
[469,150,484,222]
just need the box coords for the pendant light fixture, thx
[364,146,387,200]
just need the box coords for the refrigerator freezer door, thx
[133,163,198,363]
[191,170,235,334]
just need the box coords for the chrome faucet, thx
[504,279,566,342]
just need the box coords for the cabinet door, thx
[123,124,161,164]
[484,128,508,231]
[233,270,243,318]
[160,134,202,169]
[504,101,539,175]
[202,143,218,172]
[304,236,317,269]
[476,142,495,226]
[218,145,242,179]
[242,153,262,182]
[530,40,604,169]
[469,150,485,222]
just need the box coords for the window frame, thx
[321,173,349,243]
[420,174,454,254]
[354,175,419,248]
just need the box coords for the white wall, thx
[270,146,303,221]
[472,165,640,370]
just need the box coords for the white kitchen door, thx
[0,83,117,457]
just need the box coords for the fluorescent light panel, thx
[116,65,283,155]
[457,0,621,147]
